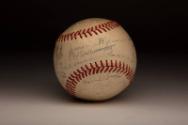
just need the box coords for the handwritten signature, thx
[68,38,117,60]
[82,74,122,84]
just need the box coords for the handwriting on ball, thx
[56,38,127,70]
[68,38,116,60]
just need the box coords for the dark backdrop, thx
[0,0,187,53]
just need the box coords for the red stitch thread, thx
[59,21,119,43]
[65,60,134,95]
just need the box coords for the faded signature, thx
[57,37,127,70]
[68,38,117,60]
[82,74,122,84]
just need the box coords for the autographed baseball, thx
[54,18,137,101]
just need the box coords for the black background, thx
[0,0,187,53]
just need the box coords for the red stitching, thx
[59,21,119,43]
[65,60,134,95]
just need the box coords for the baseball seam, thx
[65,60,134,95]
[58,21,119,42]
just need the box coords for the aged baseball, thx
[54,18,137,101]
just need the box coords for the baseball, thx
[54,18,137,101]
